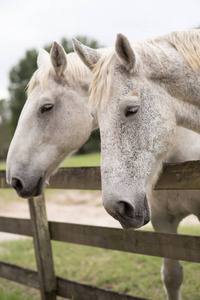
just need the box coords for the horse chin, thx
[108,207,150,230]
[118,215,150,230]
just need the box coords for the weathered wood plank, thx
[28,195,57,300]
[0,216,32,236]
[0,167,101,189]
[57,276,149,300]
[155,160,200,190]
[0,261,39,289]
[0,170,9,188]
[49,222,200,263]
[0,261,149,300]
[0,216,199,263]
[0,214,199,263]
[1,161,200,190]
[49,167,101,190]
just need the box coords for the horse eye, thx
[41,104,54,114]
[125,106,139,117]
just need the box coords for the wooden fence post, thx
[28,194,57,300]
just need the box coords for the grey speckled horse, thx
[6,37,200,300]
[73,30,200,300]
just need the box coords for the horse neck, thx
[143,42,200,134]
[172,97,200,134]
[166,67,200,133]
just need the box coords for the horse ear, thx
[115,34,136,73]
[72,38,100,70]
[37,49,49,68]
[50,42,67,76]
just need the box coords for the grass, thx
[60,152,100,167]
[0,161,6,170]
[0,152,100,170]
[0,227,200,299]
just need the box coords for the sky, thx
[1,0,200,99]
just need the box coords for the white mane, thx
[27,52,90,95]
[89,29,200,110]
[167,30,200,70]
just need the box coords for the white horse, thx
[6,38,200,300]
[73,30,200,300]
[6,42,96,198]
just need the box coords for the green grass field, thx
[0,153,200,299]
[61,152,100,167]
[0,161,6,170]
[0,152,101,170]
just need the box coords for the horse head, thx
[6,42,94,198]
[73,34,178,229]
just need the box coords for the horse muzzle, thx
[103,194,150,230]
[8,174,46,198]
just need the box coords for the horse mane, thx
[166,30,200,70]
[89,29,200,109]
[27,52,90,96]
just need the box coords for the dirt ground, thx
[0,190,199,242]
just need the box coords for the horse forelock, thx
[67,52,90,80]
[27,61,52,95]
[27,52,90,96]
[89,49,116,110]
[89,29,200,110]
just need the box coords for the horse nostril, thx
[143,217,150,225]
[118,201,135,218]
[12,178,24,191]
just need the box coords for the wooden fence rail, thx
[0,216,200,263]
[0,162,200,299]
[1,160,200,190]
[0,262,147,300]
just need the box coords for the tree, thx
[8,36,101,153]
[0,99,11,159]
[9,49,38,133]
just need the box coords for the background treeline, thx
[0,36,101,159]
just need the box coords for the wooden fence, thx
[0,161,200,300]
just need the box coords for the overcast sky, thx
[1,0,200,99]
